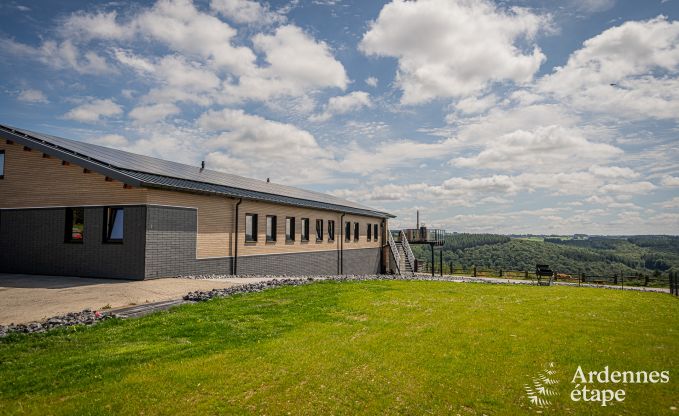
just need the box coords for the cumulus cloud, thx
[365,76,378,87]
[310,91,372,122]
[129,103,180,124]
[539,16,679,120]
[661,175,679,187]
[360,0,548,104]
[64,98,123,123]
[0,38,114,74]
[17,89,48,103]
[197,108,335,182]
[209,0,284,25]
[453,125,622,171]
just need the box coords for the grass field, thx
[1,281,677,415]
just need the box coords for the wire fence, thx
[415,260,677,292]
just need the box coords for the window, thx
[286,217,295,241]
[328,220,335,241]
[266,215,277,242]
[315,219,324,241]
[0,150,4,179]
[374,224,379,241]
[367,223,372,241]
[104,207,124,243]
[345,221,351,242]
[245,213,258,242]
[301,218,310,241]
[354,222,360,241]
[64,207,84,243]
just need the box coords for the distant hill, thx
[410,234,679,277]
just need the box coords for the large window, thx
[64,207,84,243]
[328,220,335,242]
[301,218,310,241]
[354,222,360,241]
[316,219,323,241]
[104,207,124,243]
[374,224,379,241]
[0,150,4,179]
[286,217,295,241]
[345,221,351,242]
[266,215,277,242]
[245,213,258,242]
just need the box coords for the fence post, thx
[524,270,528,280]
[645,275,649,286]
[473,266,477,277]
[621,274,624,290]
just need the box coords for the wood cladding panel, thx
[146,189,235,259]
[0,142,148,208]
[236,200,384,257]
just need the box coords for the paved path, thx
[0,274,285,325]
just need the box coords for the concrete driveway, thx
[0,274,265,325]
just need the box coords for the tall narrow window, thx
[301,218,310,241]
[104,207,124,243]
[328,220,335,242]
[345,221,351,242]
[245,213,258,242]
[354,222,360,241]
[64,207,85,243]
[0,150,4,179]
[316,219,323,241]
[266,215,277,242]
[367,223,372,241]
[374,224,379,241]
[286,217,295,241]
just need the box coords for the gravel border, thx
[0,309,117,337]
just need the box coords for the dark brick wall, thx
[0,206,146,279]
[342,247,382,275]
[145,206,231,278]
[237,250,339,275]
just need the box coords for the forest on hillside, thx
[410,234,679,277]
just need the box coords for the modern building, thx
[0,124,396,280]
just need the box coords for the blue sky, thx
[1,0,678,234]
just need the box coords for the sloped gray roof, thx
[0,124,393,218]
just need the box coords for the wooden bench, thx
[535,264,554,286]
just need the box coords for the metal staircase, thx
[388,228,415,276]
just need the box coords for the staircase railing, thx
[387,228,401,275]
[400,230,416,273]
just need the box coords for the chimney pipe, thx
[416,210,420,229]
[200,161,205,171]
[266,177,270,183]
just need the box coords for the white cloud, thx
[588,165,638,178]
[209,0,284,25]
[572,0,616,13]
[0,38,114,74]
[454,94,498,115]
[129,103,180,124]
[453,125,622,171]
[61,11,132,41]
[89,134,129,147]
[198,108,335,182]
[310,91,372,122]
[661,175,679,187]
[64,98,123,123]
[539,16,679,120]
[17,89,48,103]
[365,76,378,87]
[360,0,548,104]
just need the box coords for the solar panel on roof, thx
[0,124,393,218]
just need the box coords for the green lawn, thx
[1,281,677,415]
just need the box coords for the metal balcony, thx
[393,228,445,246]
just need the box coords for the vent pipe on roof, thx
[416,210,420,229]
[200,161,205,171]
[266,177,270,183]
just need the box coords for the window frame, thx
[345,221,351,242]
[103,207,124,243]
[374,224,379,242]
[315,219,324,242]
[64,207,85,244]
[245,213,258,243]
[266,215,277,242]
[301,218,310,242]
[354,222,360,241]
[328,220,335,242]
[367,223,372,241]
[0,149,4,179]
[285,216,295,242]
